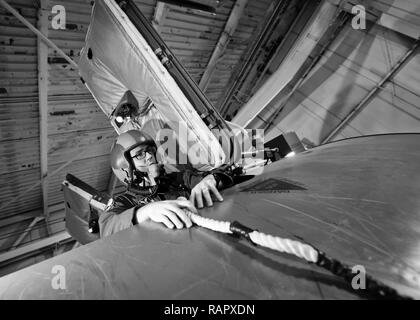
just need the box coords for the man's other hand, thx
[136,199,197,229]
[190,174,223,209]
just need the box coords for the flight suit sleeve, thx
[98,206,137,238]
[98,193,148,238]
[209,167,235,189]
[181,167,234,190]
[182,170,206,190]
[164,170,205,191]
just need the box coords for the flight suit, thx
[99,168,234,238]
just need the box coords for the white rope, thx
[186,211,232,234]
[184,212,411,299]
[186,211,318,263]
[249,231,318,263]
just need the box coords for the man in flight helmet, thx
[98,130,234,238]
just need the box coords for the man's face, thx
[130,145,161,179]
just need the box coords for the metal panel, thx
[262,22,420,145]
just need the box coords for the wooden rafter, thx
[152,1,168,32]
[198,0,248,91]
[37,0,51,234]
[0,203,64,229]
[0,232,71,265]
[9,217,45,251]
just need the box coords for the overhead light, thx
[285,151,296,158]
[115,116,124,124]
[111,90,140,128]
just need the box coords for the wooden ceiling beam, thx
[0,231,71,265]
[9,217,45,251]
[152,1,168,32]
[198,0,248,91]
[37,0,51,235]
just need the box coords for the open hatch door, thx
[78,0,246,172]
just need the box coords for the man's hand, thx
[136,199,197,229]
[190,174,223,209]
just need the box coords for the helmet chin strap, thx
[135,164,159,186]
[127,165,165,197]
[128,171,158,197]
